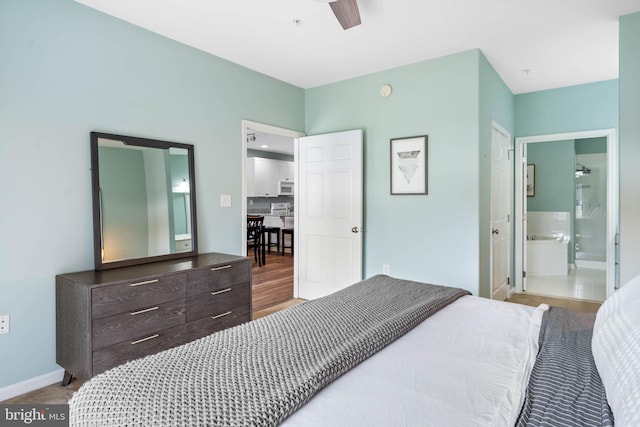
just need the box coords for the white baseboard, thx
[0,369,64,402]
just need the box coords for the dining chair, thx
[247,216,265,266]
[281,228,294,256]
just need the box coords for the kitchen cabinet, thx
[247,157,278,197]
[277,160,294,182]
[247,158,294,197]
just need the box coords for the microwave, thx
[278,180,294,196]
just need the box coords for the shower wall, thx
[575,153,607,263]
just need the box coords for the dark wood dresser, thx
[56,252,251,384]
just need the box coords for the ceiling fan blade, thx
[329,0,361,30]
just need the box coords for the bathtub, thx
[527,235,569,276]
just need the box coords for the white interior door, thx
[490,122,512,300]
[296,129,363,300]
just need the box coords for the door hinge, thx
[507,277,510,285]
[523,271,527,278]
[507,214,510,222]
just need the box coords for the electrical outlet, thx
[382,264,390,275]
[0,314,9,334]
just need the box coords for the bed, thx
[69,274,640,426]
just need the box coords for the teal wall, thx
[305,49,513,298]
[619,12,640,285]
[0,0,304,388]
[306,49,490,295]
[575,137,607,154]
[515,80,619,137]
[526,140,576,263]
[527,141,575,212]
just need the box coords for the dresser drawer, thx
[92,299,186,350]
[92,324,186,376]
[186,261,250,297]
[186,282,250,322]
[186,304,250,341]
[92,273,186,319]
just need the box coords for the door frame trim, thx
[514,128,618,298]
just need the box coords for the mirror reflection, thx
[91,132,197,269]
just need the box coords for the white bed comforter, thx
[283,296,548,427]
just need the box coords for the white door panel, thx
[490,122,512,301]
[297,129,363,300]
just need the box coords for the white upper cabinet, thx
[277,160,294,182]
[247,157,279,197]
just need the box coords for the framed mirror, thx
[90,132,198,270]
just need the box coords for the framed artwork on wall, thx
[527,164,536,197]
[390,135,428,195]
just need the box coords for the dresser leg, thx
[61,370,73,386]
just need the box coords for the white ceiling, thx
[247,130,294,156]
[74,0,640,94]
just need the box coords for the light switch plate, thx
[220,194,232,207]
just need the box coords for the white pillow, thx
[592,274,640,427]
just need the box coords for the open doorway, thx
[241,120,304,316]
[514,129,618,302]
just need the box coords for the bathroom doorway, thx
[514,129,618,301]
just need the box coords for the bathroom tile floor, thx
[525,267,606,302]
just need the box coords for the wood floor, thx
[253,298,305,319]
[250,249,295,314]
[506,292,601,313]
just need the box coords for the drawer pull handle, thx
[129,279,159,287]
[212,311,232,320]
[211,265,232,271]
[130,306,159,316]
[131,334,159,345]
[211,288,232,296]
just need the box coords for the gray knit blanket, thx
[516,307,614,427]
[69,275,469,426]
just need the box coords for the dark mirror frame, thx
[90,131,198,270]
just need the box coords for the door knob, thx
[492,228,499,235]
[352,227,360,234]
